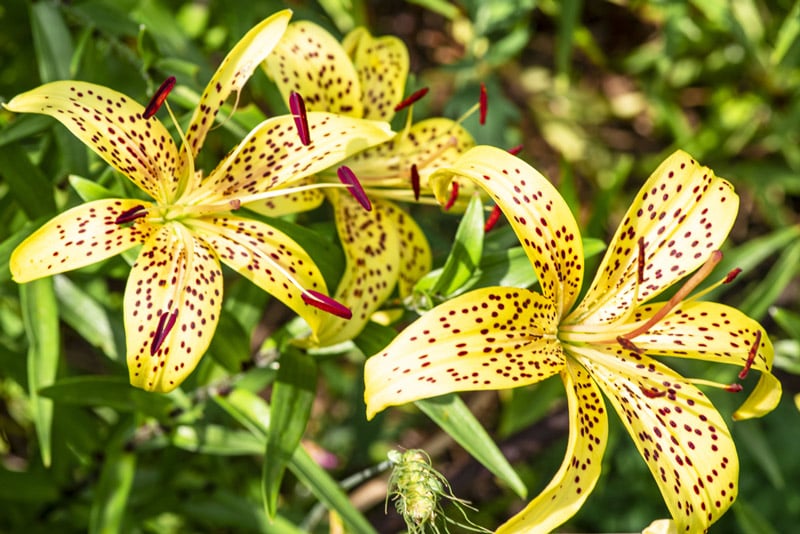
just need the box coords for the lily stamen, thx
[479,82,487,125]
[337,165,372,211]
[151,308,178,355]
[115,205,148,225]
[484,204,502,232]
[301,290,352,319]
[143,76,176,119]
[618,250,723,342]
[394,87,429,112]
[508,144,523,156]
[640,386,666,398]
[444,181,459,211]
[289,91,311,146]
[410,164,421,201]
[738,330,762,380]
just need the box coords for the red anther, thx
[302,290,352,319]
[410,164,421,202]
[337,165,371,211]
[641,386,666,398]
[479,82,488,125]
[617,335,644,354]
[444,181,459,211]
[637,237,646,286]
[394,87,429,112]
[289,91,311,146]
[484,204,503,232]
[738,330,761,380]
[115,204,148,224]
[144,77,176,119]
[150,309,178,355]
[507,144,523,156]
[725,383,744,393]
[724,268,742,284]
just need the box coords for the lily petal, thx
[263,21,364,117]
[497,360,607,534]
[6,82,179,203]
[342,27,409,121]
[381,200,432,297]
[11,199,156,282]
[187,215,330,336]
[571,151,739,326]
[346,118,475,194]
[245,178,325,218]
[626,301,781,418]
[180,9,292,176]
[203,112,393,202]
[314,193,400,347]
[364,287,564,419]
[125,223,223,392]
[573,345,738,532]
[430,146,584,317]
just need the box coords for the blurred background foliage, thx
[0,0,799,532]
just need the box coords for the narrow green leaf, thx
[0,468,60,502]
[54,275,119,360]
[733,499,780,534]
[39,376,174,418]
[0,115,54,148]
[30,1,73,82]
[215,388,376,534]
[0,143,56,220]
[89,421,137,534]
[739,240,800,320]
[416,394,527,499]
[353,321,399,358]
[21,278,60,467]
[771,307,800,341]
[555,0,582,78]
[0,220,47,283]
[207,313,251,373]
[428,193,485,296]
[734,420,785,489]
[69,174,119,202]
[771,0,800,65]
[171,424,265,455]
[264,349,318,518]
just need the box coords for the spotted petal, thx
[245,177,325,218]
[624,301,781,419]
[381,200,432,297]
[570,151,739,326]
[187,214,330,336]
[199,112,392,204]
[364,287,564,419]
[573,345,738,532]
[341,27,409,121]
[126,223,223,392]
[263,21,364,117]
[314,193,400,347]
[6,82,179,203]
[346,118,475,201]
[179,9,291,177]
[497,360,607,534]
[11,198,156,282]
[430,146,584,317]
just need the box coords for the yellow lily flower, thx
[6,10,393,392]
[365,147,782,532]
[257,21,476,346]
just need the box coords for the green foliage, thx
[0,1,798,533]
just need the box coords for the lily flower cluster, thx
[5,8,782,533]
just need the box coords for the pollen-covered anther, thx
[410,164,421,202]
[738,330,761,380]
[289,91,311,146]
[724,268,742,284]
[150,309,178,355]
[115,205,148,225]
[301,290,352,319]
[143,76,176,119]
[394,87,429,112]
[725,383,744,393]
[617,335,644,354]
[443,181,459,211]
[337,165,372,211]
[479,82,487,125]
[640,386,667,398]
[484,204,502,232]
